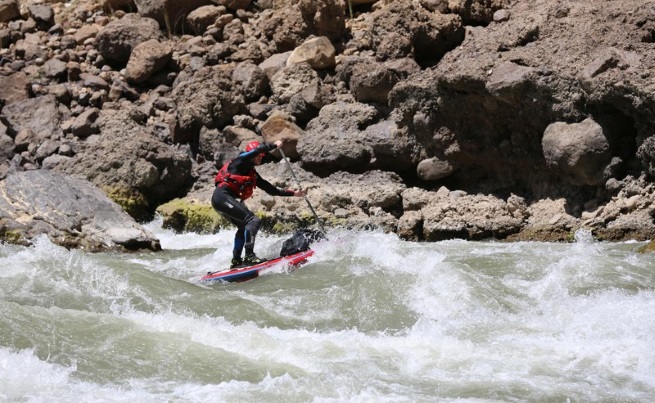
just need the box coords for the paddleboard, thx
[201,249,314,283]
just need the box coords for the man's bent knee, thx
[244,214,261,233]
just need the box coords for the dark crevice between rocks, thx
[346,2,374,19]
[640,29,655,43]
[589,102,639,179]
[414,28,466,69]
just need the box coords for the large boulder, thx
[124,39,173,84]
[1,95,63,140]
[94,13,164,66]
[270,63,321,104]
[542,118,612,186]
[0,170,161,251]
[171,64,248,140]
[231,61,269,102]
[186,5,228,35]
[348,59,399,104]
[0,72,30,107]
[55,105,194,221]
[260,112,304,159]
[259,0,346,52]
[299,102,378,176]
[348,0,464,65]
[26,3,55,31]
[298,101,421,177]
[416,157,455,181]
[400,187,524,241]
[0,0,20,23]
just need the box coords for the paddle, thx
[279,147,327,235]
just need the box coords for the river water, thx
[1,221,654,402]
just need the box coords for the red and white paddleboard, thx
[201,249,315,283]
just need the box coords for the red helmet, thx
[245,141,260,152]
[245,140,265,158]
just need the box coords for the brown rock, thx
[95,13,164,65]
[186,5,227,35]
[260,112,304,159]
[42,58,68,81]
[2,95,63,140]
[125,39,173,84]
[79,73,110,91]
[0,0,20,23]
[27,3,55,31]
[231,61,268,102]
[71,108,100,138]
[416,157,455,181]
[259,51,291,79]
[73,25,99,44]
[542,118,611,186]
[0,72,29,105]
[287,36,336,69]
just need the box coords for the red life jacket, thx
[214,162,257,200]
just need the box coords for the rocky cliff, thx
[1,0,655,249]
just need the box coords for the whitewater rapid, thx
[1,222,654,402]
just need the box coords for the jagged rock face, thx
[1,0,655,246]
[55,106,194,220]
[0,170,161,251]
[390,0,655,200]
[171,64,248,134]
[258,0,346,52]
[638,137,655,178]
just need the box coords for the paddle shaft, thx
[279,148,326,234]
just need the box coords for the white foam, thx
[2,226,654,401]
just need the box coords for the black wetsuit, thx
[211,142,293,260]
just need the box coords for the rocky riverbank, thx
[1,0,655,251]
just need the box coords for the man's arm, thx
[241,142,277,161]
[255,172,295,196]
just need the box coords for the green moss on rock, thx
[102,185,150,221]
[0,227,24,245]
[156,199,229,234]
[638,239,655,253]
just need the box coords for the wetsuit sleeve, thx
[240,142,277,161]
[227,142,277,175]
[255,172,294,196]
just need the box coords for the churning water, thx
[1,220,654,402]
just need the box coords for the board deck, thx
[201,249,315,283]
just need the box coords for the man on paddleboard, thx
[212,139,305,268]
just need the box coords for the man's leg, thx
[232,226,245,266]
[212,187,258,266]
[243,214,262,262]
